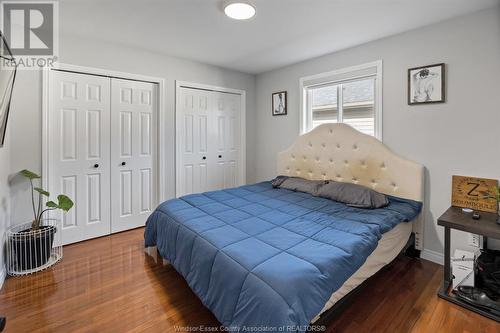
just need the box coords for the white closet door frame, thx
[42,63,167,214]
[175,81,246,198]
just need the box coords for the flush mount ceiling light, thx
[224,1,256,20]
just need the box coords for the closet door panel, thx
[110,79,156,233]
[212,92,241,190]
[176,87,242,196]
[49,71,111,245]
[178,87,211,196]
[87,173,102,223]
[140,168,152,212]
[86,110,102,159]
[140,112,152,155]
[119,111,133,157]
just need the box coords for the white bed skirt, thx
[312,221,413,322]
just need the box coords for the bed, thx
[144,123,424,330]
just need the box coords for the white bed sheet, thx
[312,221,413,322]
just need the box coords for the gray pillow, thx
[316,181,389,209]
[271,175,289,188]
[272,176,326,195]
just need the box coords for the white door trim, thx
[42,63,167,209]
[175,80,246,198]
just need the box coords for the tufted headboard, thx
[277,123,424,250]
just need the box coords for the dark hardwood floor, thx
[0,228,498,333]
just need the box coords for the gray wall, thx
[0,124,10,286]
[253,8,500,258]
[9,35,256,225]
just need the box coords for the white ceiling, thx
[60,0,500,74]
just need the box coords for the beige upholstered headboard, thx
[277,123,424,250]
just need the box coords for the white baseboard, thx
[421,248,444,265]
[0,267,6,290]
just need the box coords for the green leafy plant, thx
[494,186,500,202]
[482,186,500,214]
[20,169,74,230]
[493,186,500,211]
[482,186,500,201]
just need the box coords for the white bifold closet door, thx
[177,87,241,196]
[110,79,156,233]
[49,71,111,244]
[48,71,156,244]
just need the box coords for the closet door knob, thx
[202,156,206,160]
[121,162,126,166]
[94,164,99,168]
[218,155,222,158]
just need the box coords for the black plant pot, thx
[12,225,56,271]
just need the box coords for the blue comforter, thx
[144,182,421,331]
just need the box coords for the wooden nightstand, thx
[437,206,500,322]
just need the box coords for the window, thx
[301,61,382,139]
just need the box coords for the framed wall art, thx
[408,63,445,105]
[272,91,287,116]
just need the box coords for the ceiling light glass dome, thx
[224,2,256,20]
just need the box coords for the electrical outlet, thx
[468,233,480,248]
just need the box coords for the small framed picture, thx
[408,63,445,105]
[272,91,287,116]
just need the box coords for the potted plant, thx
[484,186,500,224]
[494,186,500,224]
[12,169,73,270]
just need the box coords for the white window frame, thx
[299,60,383,140]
